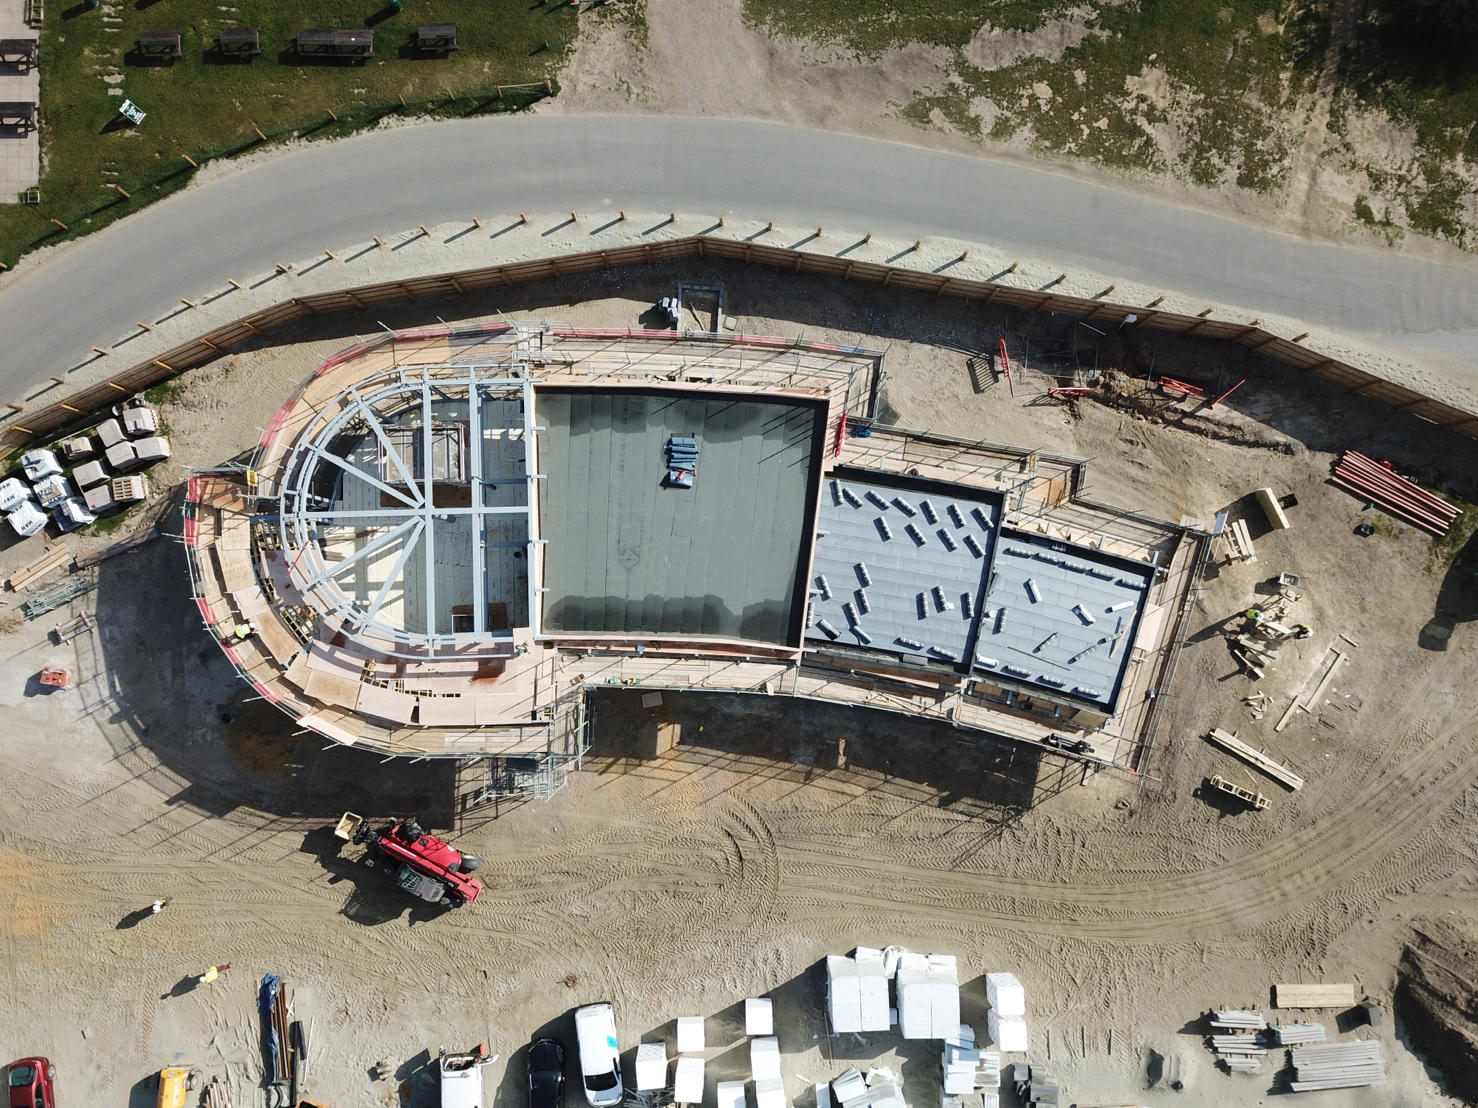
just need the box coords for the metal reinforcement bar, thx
[7,235,1478,453]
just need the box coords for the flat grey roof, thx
[806,470,1001,665]
[974,531,1151,707]
[537,387,826,645]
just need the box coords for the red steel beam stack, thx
[1330,450,1461,536]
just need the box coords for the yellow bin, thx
[157,1068,195,1108]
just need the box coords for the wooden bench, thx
[416,22,458,53]
[217,27,261,58]
[295,28,373,62]
[136,30,183,59]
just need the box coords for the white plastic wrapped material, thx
[754,1078,786,1108]
[831,1068,867,1108]
[827,955,863,1034]
[716,1081,748,1108]
[987,1010,1029,1053]
[855,950,891,1032]
[881,946,906,979]
[635,1044,668,1091]
[897,953,960,1039]
[0,477,29,511]
[750,1037,781,1081]
[674,1058,705,1104]
[746,997,774,1036]
[985,972,1026,1017]
[676,1017,705,1054]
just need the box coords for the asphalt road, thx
[1,115,1475,392]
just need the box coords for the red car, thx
[6,1059,55,1108]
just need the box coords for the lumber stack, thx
[1223,1056,1262,1074]
[1206,729,1305,790]
[1332,450,1459,537]
[6,542,70,591]
[1209,1036,1266,1056]
[1212,1010,1267,1031]
[1274,982,1356,1008]
[1288,1041,1385,1091]
[1273,1023,1327,1045]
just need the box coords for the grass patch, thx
[1428,504,1478,572]
[745,0,1072,56]
[89,500,146,536]
[0,0,578,267]
[143,382,186,406]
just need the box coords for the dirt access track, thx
[0,258,1474,1107]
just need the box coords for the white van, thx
[574,1002,623,1107]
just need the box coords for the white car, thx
[7,499,46,537]
[52,496,97,533]
[574,1002,623,1107]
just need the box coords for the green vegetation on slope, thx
[746,0,1478,245]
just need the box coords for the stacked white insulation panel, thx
[941,1025,999,1095]
[1223,1056,1262,1074]
[1289,1041,1386,1091]
[1274,1023,1327,1046]
[827,951,891,1034]
[855,948,892,1032]
[896,953,960,1040]
[985,973,1028,1052]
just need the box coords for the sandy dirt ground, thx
[0,259,1475,1108]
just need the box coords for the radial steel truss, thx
[276,363,541,657]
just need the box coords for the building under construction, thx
[184,323,1207,798]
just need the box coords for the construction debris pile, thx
[1010,1062,1060,1107]
[1226,588,1308,680]
[1203,1002,1384,1090]
[1332,450,1459,537]
[1208,1009,1268,1073]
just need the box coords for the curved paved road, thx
[1,115,1475,391]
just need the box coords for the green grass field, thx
[2,0,578,266]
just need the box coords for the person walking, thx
[198,963,231,985]
[150,898,170,914]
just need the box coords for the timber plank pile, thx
[1273,1023,1327,1045]
[1332,450,1460,536]
[1206,729,1305,790]
[1288,1041,1385,1091]
[1274,982,1356,1008]
[1211,1010,1267,1031]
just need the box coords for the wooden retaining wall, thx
[7,235,1476,451]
